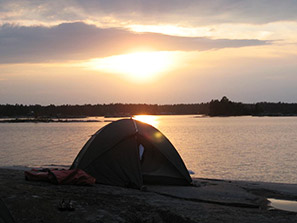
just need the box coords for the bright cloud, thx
[0,22,268,63]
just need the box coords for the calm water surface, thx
[1,115,297,184]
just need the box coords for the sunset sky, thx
[1,0,297,105]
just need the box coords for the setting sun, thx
[133,115,159,127]
[84,51,176,82]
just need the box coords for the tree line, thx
[0,103,209,118]
[208,96,297,116]
[1,97,297,118]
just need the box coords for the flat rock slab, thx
[2,169,297,223]
[147,179,264,208]
[232,180,297,200]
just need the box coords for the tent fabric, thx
[71,119,137,170]
[136,121,192,182]
[80,136,142,188]
[71,119,192,188]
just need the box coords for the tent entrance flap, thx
[138,136,189,185]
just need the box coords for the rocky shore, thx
[1,168,297,223]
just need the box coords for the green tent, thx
[71,119,192,188]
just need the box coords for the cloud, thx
[1,0,297,26]
[0,22,268,63]
[75,0,297,24]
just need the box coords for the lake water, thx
[1,115,297,184]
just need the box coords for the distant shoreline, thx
[0,118,102,123]
[1,97,297,118]
[1,113,297,123]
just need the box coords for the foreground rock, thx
[1,168,297,223]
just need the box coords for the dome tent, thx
[71,119,192,188]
